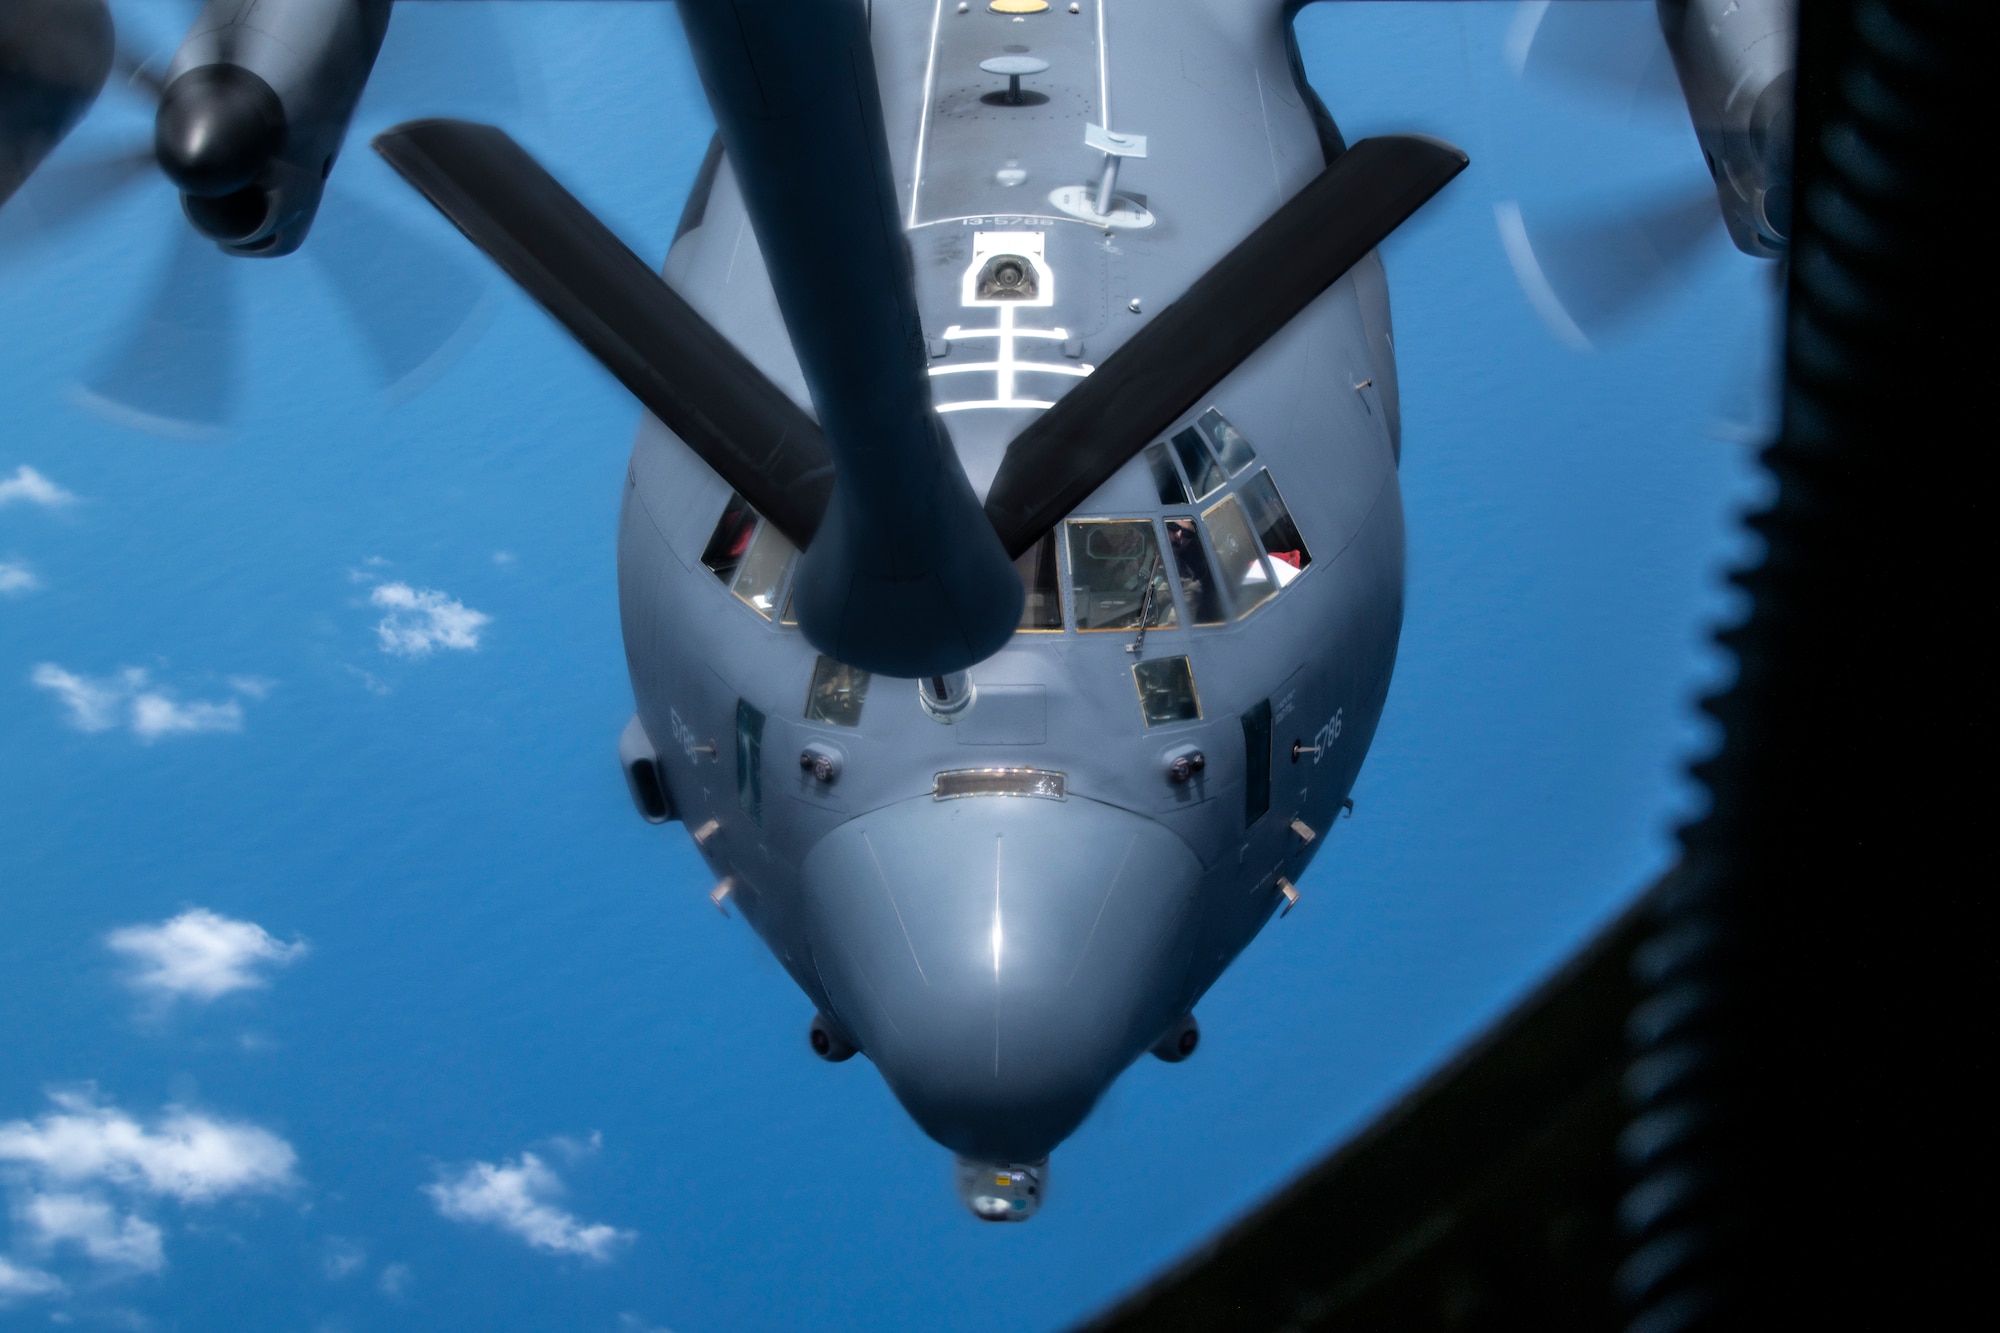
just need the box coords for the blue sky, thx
[1,4,1771,1330]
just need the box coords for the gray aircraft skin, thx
[1,0,1795,1222]
[620,0,1421,1220]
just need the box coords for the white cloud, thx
[0,1091,298,1288]
[344,665,391,696]
[29,665,260,742]
[107,909,307,1002]
[29,664,130,732]
[322,1237,365,1281]
[424,1153,631,1262]
[0,1090,298,1203]
[0,560,41,595]
[0,466,75,508]
[0,1256,64,1302]
[129,693,243,741]
[378,1262,412,1297]
[370,582,490,657]
[224,675,275,700]
[16,1193,164,1272]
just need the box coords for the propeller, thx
[0,0,508,435]
[73,223,237,434]
[1498,0,1787,444]
[1499,0,1732,348]
[1493,183,1722,351]
[1504,0,1685,114]
[0,0,114,208]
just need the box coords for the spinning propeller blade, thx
[307,185,489,397]
[1506,0,1685,117]
[1494,184,1722,350]
[75,223,236,435]
[5,0,492,434]
[0,141,151,250]
[982,135,1467,558]
[0,0,114,207]
[1500,0,1786,352]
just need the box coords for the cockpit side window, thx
[1169,426,1226,500]
[701,492,796,620]
[1133,655,1201,727]
[1200,494,1277,618]
[1065,520,1178,632]
[804,657,869,727]
[1239,470,1311,583]
[1197,407,1258,475]
[1015,529,1063,631]
[700,494,759,583]
[730,521,796,618]
[1164,517,1227,625]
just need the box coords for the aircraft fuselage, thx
[617,0,1404,1217]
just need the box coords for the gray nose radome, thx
[800,792,1203,1162]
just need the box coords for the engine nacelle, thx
[1657,0,1796,257]
[0,0,113,209]
[158,0,392,256]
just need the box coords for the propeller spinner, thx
[0,0,500,434]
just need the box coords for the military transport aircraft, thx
[0,0,1791,1220]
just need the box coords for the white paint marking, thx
[929,305,1093,412]
[910,0,948,229]
[937,399,1057,413]
[1096,0,1110,124]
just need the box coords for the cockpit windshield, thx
[1200,493,1277,617]
[1239,469,1311,583]
[1065,520,1178,632]
[1169,425,1226,499]
[1197,407,1258,474]
[1164,517,1226,625]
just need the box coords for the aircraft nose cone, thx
[155,64,286,197]
[801,792,1204,1162]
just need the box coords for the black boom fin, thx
[372,118,834,548]
[983,134,1468,558]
